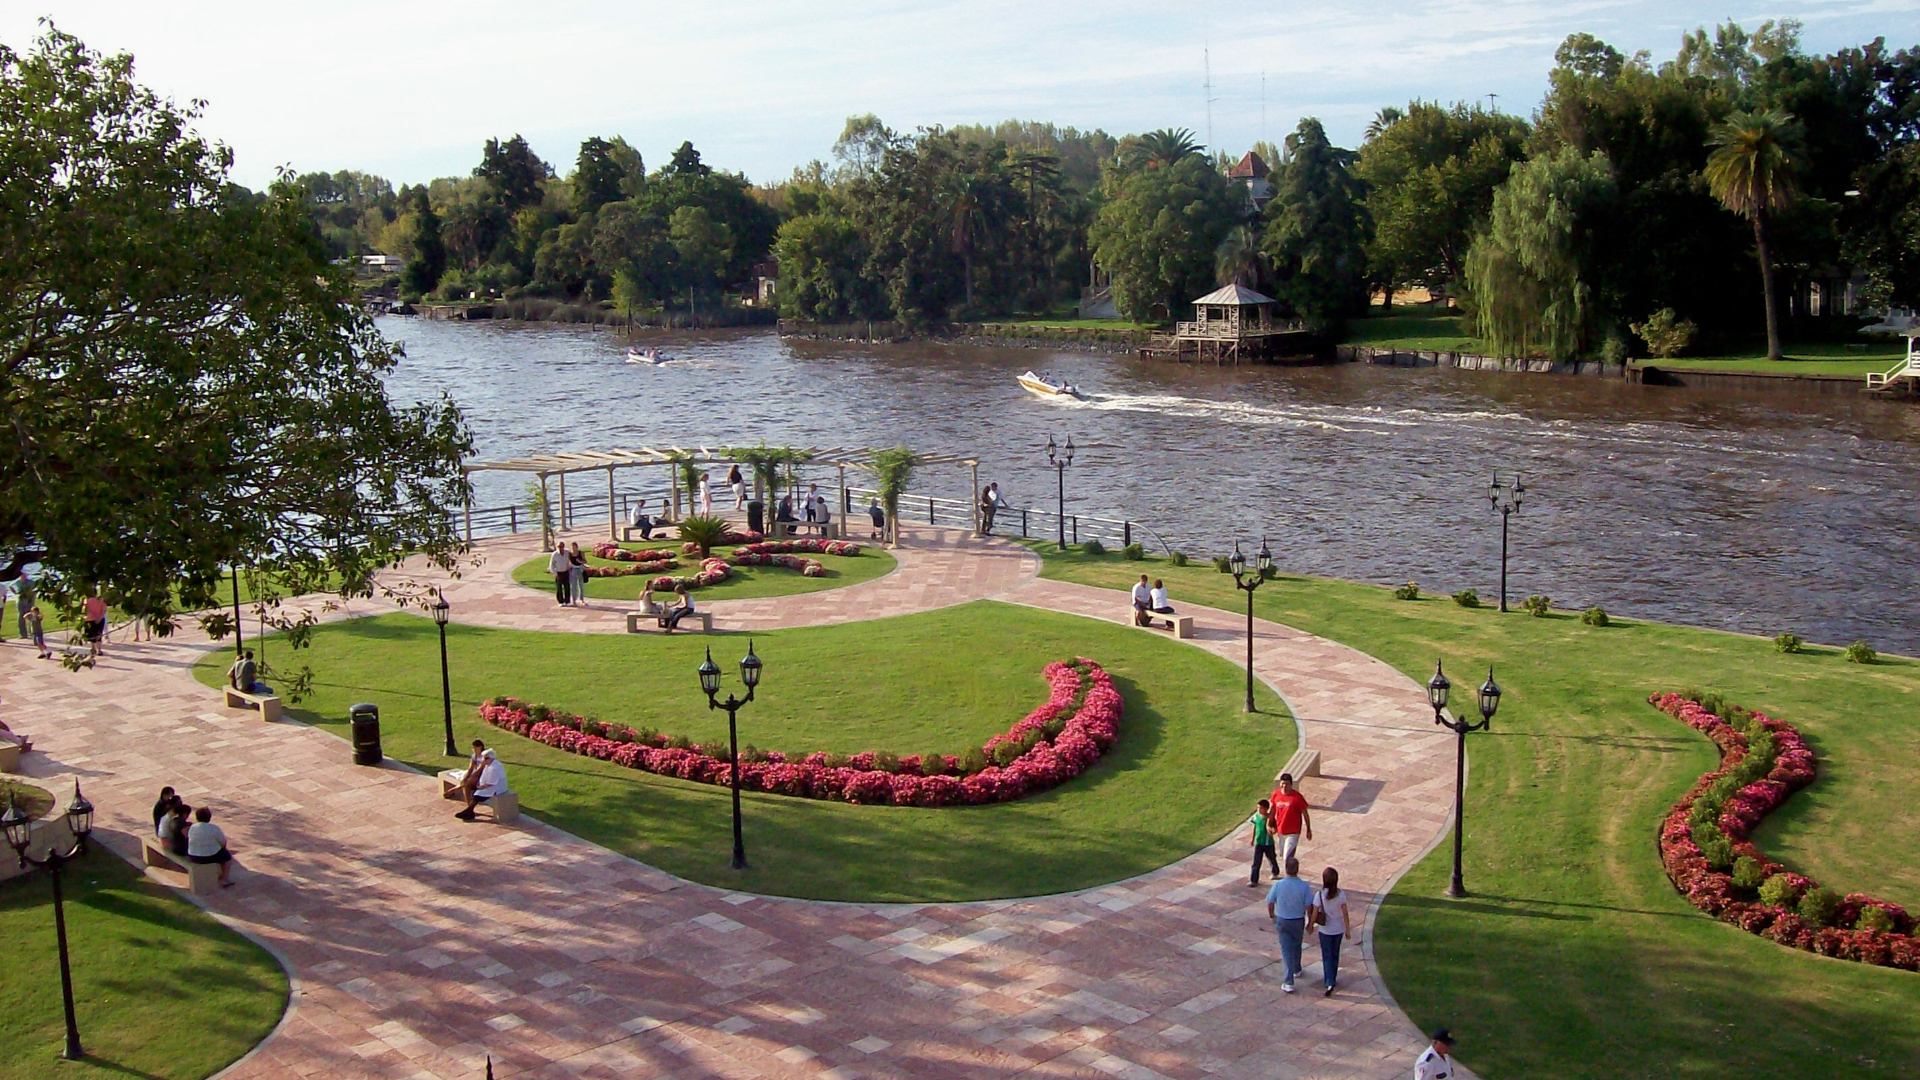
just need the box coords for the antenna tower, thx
[1203,45,1217,155]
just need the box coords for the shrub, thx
[989,740,1023,766]
[1774,632,1802,654]
[1857,905,1898,933]
[871,751,901,774]
[668,733,694,751]
[1213,555,1234,573]
[1846,641,1877,664]
[1394,582,1420,601]
[1759,874,1804,909]
[1691,822,1734,871]
[1630,307,1698,358]
[1452,589,1479,608]
[919,751,949,777]
[1082,539,1106,556]
[1171,550,1189,567]
[1599,331,1630,366]
[1581,606,1609,627]
[1522,595,1551,617]
[960,747,989,774]
[1732,856,1767,891]
[1797,886,1842,929]
[822,753,850,769]
[1121,543,1145,561]
[676,514,734,556]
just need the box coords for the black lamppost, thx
[1488,472,1524,613]
[431,590,455,757]
[1430,662,1501,898]
[699,642,762,870]
[231,565,244,657]
[1045,434,1075,550]
[3,782,96,1061]
[1228,539,1273,713]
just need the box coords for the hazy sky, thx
[4,1,1915,189]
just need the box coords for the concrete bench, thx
[437,770,519,823]
[223,686,282,723]
[621,523,680,542]
[0,741,20,774]
[143,836,219,895]
[1281,747,1322,781]
[771,520,843,540]
[1127,607,1192,638]
[627,597,713,634]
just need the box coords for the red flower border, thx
[480,658,1121,807]
[1651,692,1919,970]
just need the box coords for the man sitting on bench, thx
[660,586,697,633]
[628,498,656,540]
[1131,574,1154,627]
[227,649,271,697]
[454,748,508,821]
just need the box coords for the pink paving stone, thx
[0,526,1477,1079]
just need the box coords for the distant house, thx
[360,254,404,272]
[743,259,778,306]
[1228,152,1274,215]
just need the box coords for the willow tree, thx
[0,27,471,628]
[1464,148,1617,360]
[867,448,917,548]
[1704,109,1798,362]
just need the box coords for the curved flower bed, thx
[1652,691,1919,970]
[646,557,733,592]
[679,528,762,556]
[584,543,678,578]
[736,539,862,558]
[591,544,679,563]
[479,658,1122,807]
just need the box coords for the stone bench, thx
[1127,607,1194,638]
[627,598,713,634]
[437,770,520,823]
[223,686,282,723]
[0,741,20,774]
[1281,747,1322,781]
[771,519,843,540]
[143,836,220,895]
[621,523,680,542]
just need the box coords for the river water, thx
[380,318,1920,653]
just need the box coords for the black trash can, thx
[349,702,382,766]
[746,499,765,536]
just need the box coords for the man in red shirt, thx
[1268,773,1313,862]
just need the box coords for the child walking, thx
[1248,798,1279,886]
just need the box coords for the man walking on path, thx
[1269,773,1313,861]
[547,541,572,606]
[1414,1029,1456,1079]
[1247,798,1279,886]
[1264,856,1312,993]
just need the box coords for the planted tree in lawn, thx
[1704,109,1799,362]
[868,448,917,548]
[0,28,472,688]
[676,515,733,558]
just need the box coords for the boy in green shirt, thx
[1248,798,1279,886]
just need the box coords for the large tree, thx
[0,28,471,621]
[475,134,551,213]
[1356,101,1527,293]
[1089,152,1240,322]
[1262,119,1371,334]
[1704,109,1799,360]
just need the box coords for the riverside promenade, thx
[0,526,1469,1080]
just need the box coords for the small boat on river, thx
[626,346,668,365]
[1017,370,1084,399]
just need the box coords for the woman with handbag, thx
[1310,866,1356,996]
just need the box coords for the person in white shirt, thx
[1130,575,1153,626]
[455,749,508,820]
[1147,579,1175,629]
[1414,1029,1455,1080]
[698,474,713,516]
[1310,865,1357,995]
[547,541,572,606]
[628,498,655,539]
[186,805,234,886]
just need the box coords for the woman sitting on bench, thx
[1148,579,1176,628]
[186,805,235,887]
[661,586,696,632]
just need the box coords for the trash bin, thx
[349,702,382,766]
[746,500,765,536]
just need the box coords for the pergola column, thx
[556,471,567,531]
[970,461,980,535]
[539,473,553,548]
[606,466,617,541]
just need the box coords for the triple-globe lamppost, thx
[1489,472,1524,613]
[698,642,763,870]
[1428,662,1502,898]
[2,782,97,1061]
[1044,434,1075,550]
[1228,539,1274,714]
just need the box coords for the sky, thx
[3,1,1916,190]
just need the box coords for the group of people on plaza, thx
[151,785,236,887]
[775,483,836,536]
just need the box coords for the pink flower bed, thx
[679,529,762,555]
[647,557,733,592]
[479,658,1122,808]
[1651,691,1919,971]
[735,539,862,558]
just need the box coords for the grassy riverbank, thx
[1031,544,1920,1080]
[191,603,1289,902]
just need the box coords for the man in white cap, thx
[455,748,508,821]
[1414,1029,1455,1080]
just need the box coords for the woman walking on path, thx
[727,465,745,509]
[568,542,588,607]
[547,542,572,606]
[1311,866,1356,996]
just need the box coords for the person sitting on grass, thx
[661,586,696,632]
[186,805,234,887]
[227,649,271,696]
[454,749,508,821]
[1148,579,1176,629]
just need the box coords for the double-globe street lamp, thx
[2,782,97,1061]
[1228,539,1274,714]
[698,642,764,870]
[1489,472,1524,613]
[431,590,456,757]
[1428,662,1502,898]
[1044,434,1075,550]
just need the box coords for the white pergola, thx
[462,445,983,545]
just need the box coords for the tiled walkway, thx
[1,528,1470,1080]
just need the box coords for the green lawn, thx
[0,849,286,1080]
[1341,310,1480,352]
[1640,341,1908,377]
[190,603,1291,902]
[510,544,896,602]
[1031,545,1920,1080]
[0,779,53,821]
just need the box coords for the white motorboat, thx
[1017,370,1084,399]
[626,346,667,365]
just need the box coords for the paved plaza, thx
[2,526,1470,1080]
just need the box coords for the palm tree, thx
[1704,109,1798,362]
[1127,128,1204,170]
[1215,225,1264,288]
[1364,106,1405,142]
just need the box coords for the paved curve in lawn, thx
[1,525,1471,1080]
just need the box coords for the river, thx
[379,318,1920,654]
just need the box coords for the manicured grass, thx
[0,849,286,1080]
[1340,310,1480,352]
[1032,545,1920,1079]
[1640,341,1908,377]
[509,544,895,602]
[190,603,1291,902]
[0,779,53,821]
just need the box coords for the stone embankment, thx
[779,319,1151,354]
[1336,344,1625,378]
